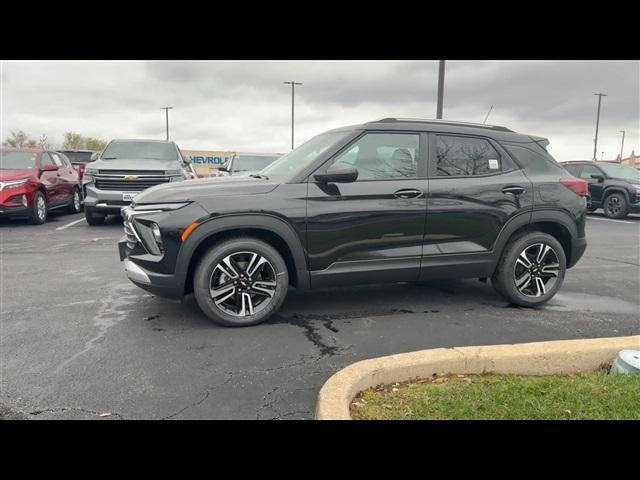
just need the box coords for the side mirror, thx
[590,174,604,182]
[183,156,192,164]
[90,152,99,161]
[41,164,58,172]
[314,162,358,183]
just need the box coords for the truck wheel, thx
[27,191,48,225]
[193,237,289,327]
[491,231,566,307]
[85,208,105,226]
[603,192,629,219]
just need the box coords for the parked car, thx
[0,147,82,224]
[218,152,281,176]
[560,161,640,218]
[57,149,98,183]
[119,118,588,327]
[82,139,193,225]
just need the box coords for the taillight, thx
[79,163,86,180]
[560,177,588,197]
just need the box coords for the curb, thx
[315,335,640,420]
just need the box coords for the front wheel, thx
[85,208,105,225]
[193,237,289,327]
[27,191,48,225]
[491,231,566,307]
[603,192,629,219]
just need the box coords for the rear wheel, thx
[193,237,289,327]
[27,191,47,225]
[85,208,105,225]
[68,188,82,214]
[491,231,566,307]
[603,192,629,219]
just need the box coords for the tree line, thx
[2,130,107,151]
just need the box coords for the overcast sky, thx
[1,60,638,161]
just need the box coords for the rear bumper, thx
[568,236,587,269]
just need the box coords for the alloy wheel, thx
[73,191,80,211]
[513,243,560,297]
[209,251,277,317]
[37,196,46,221]
[605,196,622,216]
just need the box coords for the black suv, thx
[560,161,640,218]
[119,118,588,327]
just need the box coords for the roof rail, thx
[371,118,513,132]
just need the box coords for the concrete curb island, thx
[315,335,640,420]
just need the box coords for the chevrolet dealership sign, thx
[182,150,236,177]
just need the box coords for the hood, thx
[132,175,279,205]
[0,168,34,182]
[91,158,180,172]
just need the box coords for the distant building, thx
[614,150,639,167]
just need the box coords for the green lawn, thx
[351,371,640,420]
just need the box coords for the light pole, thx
[436,60,445,119]
[619,130,626,163]
[283,81,303,150]
[161,106,173,141]
[592,93,607,161]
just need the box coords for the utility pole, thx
[592,93,607,161]
[483,105,494,124]
[619,130,626,163]
[436,60,445,119]
[160,107,173,141]
[283,81,303,150]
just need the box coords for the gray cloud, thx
[1,60,638,160]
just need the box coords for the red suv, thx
[0,148,82,224]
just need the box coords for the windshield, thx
[233,155,279,172]
[60,151,94,163]
[261,131,351,180]
[599,164,640,181]
[101,142,178,161]
[0,151,38,169]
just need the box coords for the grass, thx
[350,371,640,420]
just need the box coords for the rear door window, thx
[434,135,504,176]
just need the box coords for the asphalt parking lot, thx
[1,210,638,419]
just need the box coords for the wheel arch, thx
[602,187,630,204]
[492,210,578,272]
[177,214,309,296]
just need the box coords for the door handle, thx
[502,186,525,195]
[393,188,423,199]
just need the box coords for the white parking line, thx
[587,216,635,225]
[56,218,86,230]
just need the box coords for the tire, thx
[27,191,48,225]
[68,188,82,214]
[193,237,289,327]
[603,192,629,219]
[85,208,106,226]
[491,231,566,308]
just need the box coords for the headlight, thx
[85,167,98,175]
[132,202,189,211]
[1,179,28,190]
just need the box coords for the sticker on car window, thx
[488,159,500,170]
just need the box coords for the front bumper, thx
[83,183,133,214]
[0,204,30,217]
[119,237,184,299]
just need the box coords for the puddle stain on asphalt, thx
[542,292,639,315]
[271,308,417,356]
[55,283,145,372]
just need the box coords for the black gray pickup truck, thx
[82,139,193,225]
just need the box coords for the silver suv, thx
[83,139,192,225]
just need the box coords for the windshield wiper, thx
[249,173,269,180]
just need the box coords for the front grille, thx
[99,170,165,175]
[95,177,171,191]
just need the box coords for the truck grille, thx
[95,176,171,191]
[99,170,165,175]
